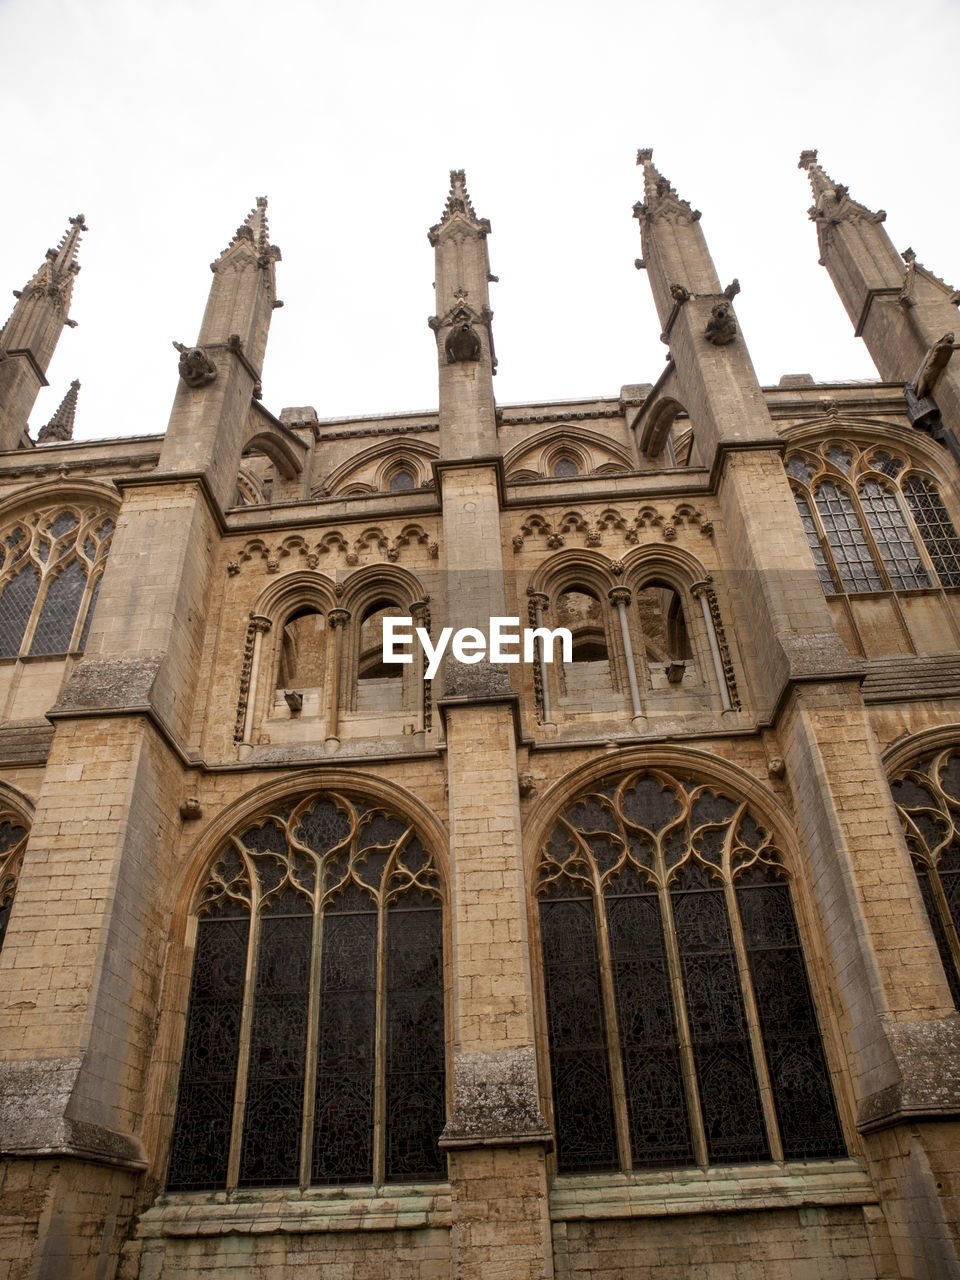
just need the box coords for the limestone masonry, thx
[2,152,960,1278]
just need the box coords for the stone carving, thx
[912,332,958,401]
[705,300,737,346]
[445,321,482,364]
[234,614,271,743]
[670,283,691,304]
[173,341,217,388]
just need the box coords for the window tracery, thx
[0,505,114,658]
[891,749,960,1007]
[786,440,958,595]
[537,768,844,1174]
[0,813,28,954]
[167,792,445,1192]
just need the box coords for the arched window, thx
[891,749,960,1008]
[0,812,28,954]
[537,769,844,1173]
[167,792,446,1191]
[276,608,326,690]
[388,468,416,493]
[786,442,956,595]
[552,457,579,479]
[635,581,691,666]
[0,505,114,658]
[555,587,613,702]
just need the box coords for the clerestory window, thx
[166,792,446,1192]
[537,768,845,1173]
[0,505,114,658]
[786,442,960,595]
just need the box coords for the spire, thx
[798,149,886,226]
[633,148,701,223]
[0,213,86,450]
[428,170,491,245]
[211,196,281,272]
[37,379,80,444]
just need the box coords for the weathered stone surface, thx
[440,1047,550,1145]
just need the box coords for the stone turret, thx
[0,214,86,450]
[801,149,960,437]
[37,378,80,443]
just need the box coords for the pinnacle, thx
[633,149,699,222]
[213,197,281,269]
[428,170,490,243]
[800,150,884,222]
[37,378,80,444]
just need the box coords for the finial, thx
[632,151,700,223]
[636,147,653,165]
[798,149,818,171]
[37,378,80,444]
[212,197,281,270]
[428,169,491,244]
[803,152,885,225]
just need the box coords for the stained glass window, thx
[537,768,845,1174]
[0,505,114,657]
[891,750,960,1008]
[167,793,445,1192]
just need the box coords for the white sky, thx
[1,0,958,443]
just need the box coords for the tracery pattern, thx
[891,749,960,1007]
[537,768,844,1174]
[167,793,445,1192]
[785,439,951,595]
[0,814,29,954]
[0,505,114,657]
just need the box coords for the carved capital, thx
[327,608,351,629]
[608,586,632,608]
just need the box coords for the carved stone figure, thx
[705,301,737,346]
[445,322,482,364]
[912,332,958,400]
[173,341,218,388]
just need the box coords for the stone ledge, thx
[137,1185,452,1238]
[549,1159,877,1220]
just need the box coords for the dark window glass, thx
[167,910,251,1190]
[389,469,416,491]
[540,886,618,1172]
[792,491,835,592]
[903,476,960,587]
[312,883,377,1184]
[859,481,929,589]
[78,573,102,651]
[238,908,313,1187]
[736,868,845,1159]
[385,891,446,1181]
[31,559,87,655]
[0,565,40,657]
[553,457,578,478]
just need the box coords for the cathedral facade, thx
[1,152,960,1279]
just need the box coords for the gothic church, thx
[1,151,960,1279]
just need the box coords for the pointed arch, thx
[316,439,440,498]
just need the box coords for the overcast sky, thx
[2,0,958,443]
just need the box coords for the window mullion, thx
[657,870,708,1168]
[722,876,784,1163]
[225,890,262,1190]
[372,886,388,1185]
[299,898,325,1189]
[927,862,960,997]
[592,873,633,1173]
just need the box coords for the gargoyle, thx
[173,341,218,388]
[445,322,482,364]
[705,301,737,346]
[911,332,958,400]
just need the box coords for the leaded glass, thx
[78,573,102,651]
[814,482,883,592]
[0,816,28,955]
[538,768,844,1174]
[903,476,960,587]
[169,791,445,1193]
[859,481,929,590]
[31,559,88,654]
[892,751,960,1007]
[792,491,835,592]
[736,868,845,1159]
[0,565,40,657]
[167,909,251,1190]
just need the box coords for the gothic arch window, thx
[0,811,29,954]
[891,748,960,1007]
[552,456,579,479]
[554,585,616,703]
[536,768,845,1174]
[0,505,114,658]
[635,580,691,667]
[388,468,416,493]
[786,441,958,595]
[166,792,446,1192]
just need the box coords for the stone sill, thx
[138,1183,452,1238]
[549,1159,876,1220]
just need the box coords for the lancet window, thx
[536,768,844,1173]
[786,442,960,595]
[891,749,960,1008]
[0,505,114,658]
[0,813,28,954]
[166,792,446,1192]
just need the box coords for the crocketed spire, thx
[37,379,80,444]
